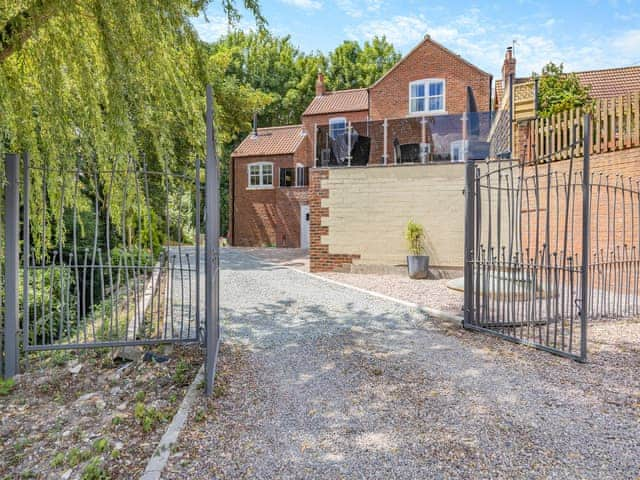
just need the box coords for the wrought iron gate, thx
[463,115,591,361]
[1,87,220,395]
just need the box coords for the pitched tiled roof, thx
[495,66,640,105]
[303,88,368,116]
[232,125,305,158]
[575,66,640,98]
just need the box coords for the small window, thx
[296,165,309,187]
[329,117,347,139]
[280,168,294,187]
[409,79,445,114]
[247,162,273,188]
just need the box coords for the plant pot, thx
[407,255,429,279]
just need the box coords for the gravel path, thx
[165,248,640,479]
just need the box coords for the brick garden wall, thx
[309,168,361,271]
[309,163,466,274]
[520,147,640,259]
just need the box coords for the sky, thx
[193,0,640,78]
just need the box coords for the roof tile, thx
[303,89,368,116]
[232,125,305,158]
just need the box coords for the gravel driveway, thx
[165,248,640,479]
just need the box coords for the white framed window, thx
[247,162,273,188]
[329,117,347,139]
[409,79,446,115]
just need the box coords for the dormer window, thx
[409,79,446,115]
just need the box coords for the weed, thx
[67,447,91,467]
[51,452,65,467]
[111,416,123,426]
[0,378,16,396]
[172,360,189,386]
[92,438,109,454]
[134,402,165,433]
[81,457,110,480]
[134,391,146,402]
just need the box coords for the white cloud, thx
[191,15,256,42]
[611,29,640,58]
[350,7,640,77]
[336,0,384,18]
[281,0,322,10]
[350,15,429,47]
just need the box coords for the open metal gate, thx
[463,116,591,361]
[2,87,220,395]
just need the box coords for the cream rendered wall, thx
[320,164,466,269]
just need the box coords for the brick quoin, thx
[309,168,360,272]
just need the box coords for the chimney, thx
[252,112,258,137]
[502,46,516,88]
[315,72,326,96]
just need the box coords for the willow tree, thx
[0,0,270,252]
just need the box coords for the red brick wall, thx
[521,147,640,260]
[369,38,491,120]
[230,153,308,248]
[309,168,360,271]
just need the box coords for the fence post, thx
[22,153,30,357]
[205,85,220,395]
[463,159,475,327]
[4,153,19,378]
[580,114,591,362]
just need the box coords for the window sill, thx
[246,186,274,190]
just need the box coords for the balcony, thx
[314,112,494,168]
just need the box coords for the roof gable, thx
[232,125,306,158]
[302,88,368,116]
[370,35,492,90]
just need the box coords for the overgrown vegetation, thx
[535,62,593,118]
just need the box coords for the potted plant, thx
[405,220,429,279]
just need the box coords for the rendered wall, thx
[310,163,466,273]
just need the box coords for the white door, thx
[300,205,310,249]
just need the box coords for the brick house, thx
[229,35,493,248]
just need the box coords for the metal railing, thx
[465,114,640,361]
[1,88,221,396]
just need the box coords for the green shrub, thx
[405,220,425,256]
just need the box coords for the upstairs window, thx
[409,79,445,115]
[329,117,347,139]
[248,162,273,188]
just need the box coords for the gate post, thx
[3,153,20,378]
[463,159,475,327]
[579,114,591,362]
[204,85,220,396]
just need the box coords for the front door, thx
[300,205,310,249]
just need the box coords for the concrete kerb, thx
[140,365,205,480]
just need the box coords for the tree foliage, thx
[326,36,400,91]
[0,0,268,250]
[535,62,592,118]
